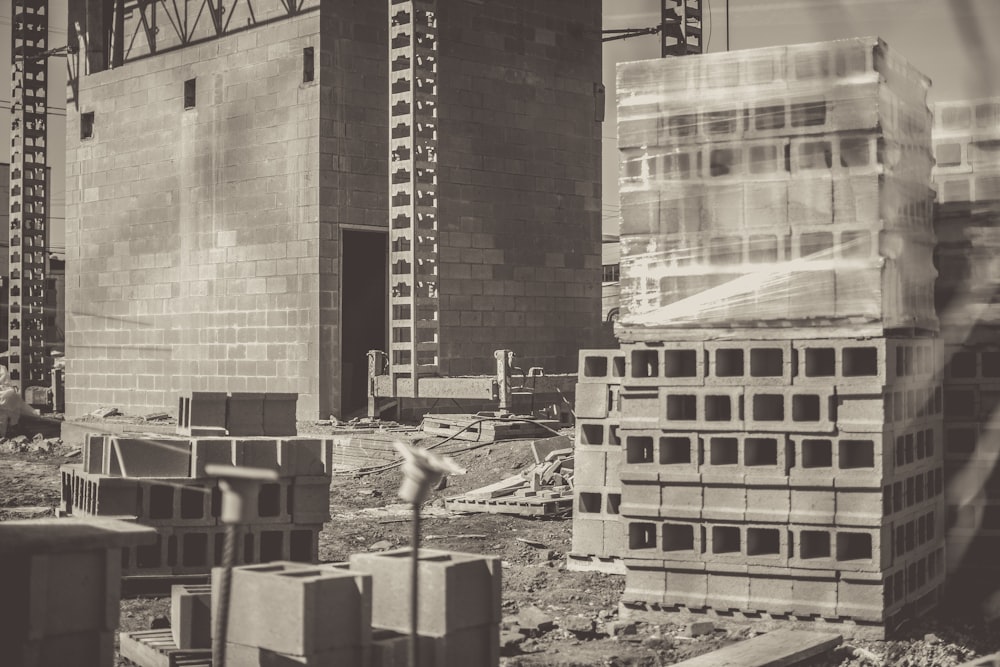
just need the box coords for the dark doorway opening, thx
[341,230,388,417]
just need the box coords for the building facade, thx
[65,0,602,419]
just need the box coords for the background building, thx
[64,1,602,419]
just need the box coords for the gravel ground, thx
[3,420,1000,666]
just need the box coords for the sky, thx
[602,0,1000,234]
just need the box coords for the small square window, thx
[184,78,197,109]
[80,111,94,140]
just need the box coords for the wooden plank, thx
[671,629,842,667]
[463,474,529,499]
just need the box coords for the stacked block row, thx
[176,549,500,665]
[573,333,946,629]
[614,37,936,335]
[59,433,334,576]
[931,96,1000,602]
[1,518,156,667]
[571,349,626,561]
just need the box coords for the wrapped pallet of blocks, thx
[572,37,944,638]
[932,97,1000,606]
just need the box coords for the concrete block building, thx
[64,0,601,419]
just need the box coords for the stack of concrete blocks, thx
[931,97,1000,603]
[570,38,945,634]
[176,549,500,665]
[0,517,156,666]
[570,349,626,570]
[59,394,333,577]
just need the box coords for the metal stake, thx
[410,502,421,667]
[205,464,279,667]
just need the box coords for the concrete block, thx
[430,623,500,667]
[791,575,839,617]
[702,485,746,522]
[578,350,626,384]
[222,642,369,666]
[660,520,702,561]
[744,387,834,434]
[171,583,212,649]
[661,387,745,431]
[220,561,372,656]
[837,575,885,621]
[576,420,620,447]
[574,449,608,487]
[234,438,281,471]
[604,514,625,557]
[349,548,502,637]
[178,391,228,437]
[620,389,660,430]
[263,393,298,436]
[73,470,141,518]
[704,340,792,386]
[748,572,795,613]
[663,563,709,608]
[278,438,333,477]
[790,488,836,524]
[7,630,115,667]
[619,478,661,518]
[571,516,605,557]
[624,520,659,559]
[835,488,885,526]
[745,486,790,522]
[623,342,706,388]
[191,438,236,477]
[112,436,191,478]
[371,629,435,667]
[83,434,105,474]
[661,482,703,520]
[575,382,611,420]
[227,393,266,437]
[289,476,331,525]
[707,571,750,611]
[623,559,667,604]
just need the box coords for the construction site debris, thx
[444,448,574,518]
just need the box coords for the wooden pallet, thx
[120,629,211,667]
[565,553,626,575]
[444,489,573,517]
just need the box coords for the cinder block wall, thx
[66,12,328,418]
[434,0,603,375]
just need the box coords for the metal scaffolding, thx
[9,0,52,393]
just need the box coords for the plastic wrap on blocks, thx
[217,561,372,656]
[617,38,930,147]
[614,40,936,334]
[349,548,502,637]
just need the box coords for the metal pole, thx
[726,0,730,51]
[213,524,238,667]
[410,502,421,667]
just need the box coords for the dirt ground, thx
[3,423,1000,666]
